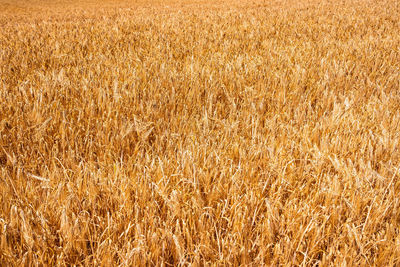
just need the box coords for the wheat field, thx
[0,0,400,265]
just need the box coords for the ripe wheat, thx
[0,0,400,265]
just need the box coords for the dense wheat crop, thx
[1,0,400,265]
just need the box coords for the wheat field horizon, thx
[1,0,400,265]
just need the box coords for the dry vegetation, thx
[1,0,400,265]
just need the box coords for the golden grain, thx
[1,0,400,265]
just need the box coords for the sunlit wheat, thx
[0,0,400,265]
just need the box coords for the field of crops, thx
[1,0,400,265]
